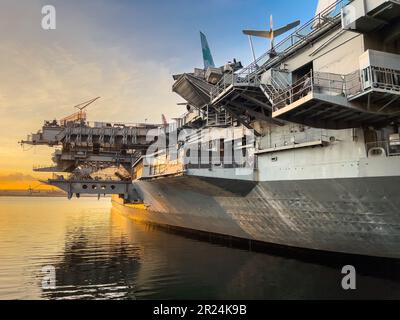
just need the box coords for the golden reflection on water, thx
[1,196,400,300]
[0,197,116,299]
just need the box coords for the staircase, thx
[206,105,232,127]
[260,84,276,105]
[260,71,292,108]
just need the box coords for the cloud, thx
[0,0,181,174]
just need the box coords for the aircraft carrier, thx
[22,0,400,258]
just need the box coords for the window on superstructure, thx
[364,69,369,82]
[220,139,224,165]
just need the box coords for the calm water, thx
[1,197,400,300]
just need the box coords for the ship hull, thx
[112,175,400,259]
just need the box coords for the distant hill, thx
[0,172,54,191]
[0,189,111,198]
[0,189,66,197]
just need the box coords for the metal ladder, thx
[260,73,291,107]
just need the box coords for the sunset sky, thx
[0,0,316,189]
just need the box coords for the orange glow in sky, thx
[0,1,181,189]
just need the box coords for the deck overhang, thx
[272,92,398,129]
[45,179,135,200]
[172,73,213,109]
[210,83,278,133]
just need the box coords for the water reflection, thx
[42,212,141,300]
[1,197,400,300]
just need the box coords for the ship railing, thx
[33,164,57,170]
[184,161,252,170]
[273,66,400,111]
[142,146,255,175]
[210,0,350,102]
[175,109,205,129]
[271,71,315,110]
[144,162,185,177]
[344,71,362,97]
[210,70,261,101]
[206,106,232,127]
[147,162,185,177]
[366,141,400,158]
[60,111,87,127]
[347,66,400,98]
[50,173,123,182]
[367,66,400,92]
[84,121,161,129]
[271,0,349,55]
[272,71,349,111]
[142,151,186,178]
[314,72,346,94]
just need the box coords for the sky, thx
[0,0,318,189]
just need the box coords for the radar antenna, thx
[60,97,100,126]
[243,15,300,57]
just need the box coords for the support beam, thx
[44,178,135,200]
[230,102,270,122]
[321,108,351,120]
[328,110,357,121]
[224,105,262,136]
[307,104,336,119]
[228,100,283,126]
[239,93,272,111]
[292,103,321,117]
[378,96,400,112]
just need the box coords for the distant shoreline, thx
[0,194,65,198]
[0,191,108,198]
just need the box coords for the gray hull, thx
[112,175,400,259]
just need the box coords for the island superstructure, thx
[22,0,400,258]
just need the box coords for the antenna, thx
[74,96,101,111]
[243,15,300,56]
[60,97,101,126]
[247,35,257,64]
[270,15,274,50]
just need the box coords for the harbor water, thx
[1,196,400,300]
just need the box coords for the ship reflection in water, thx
[1,197,400,300]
